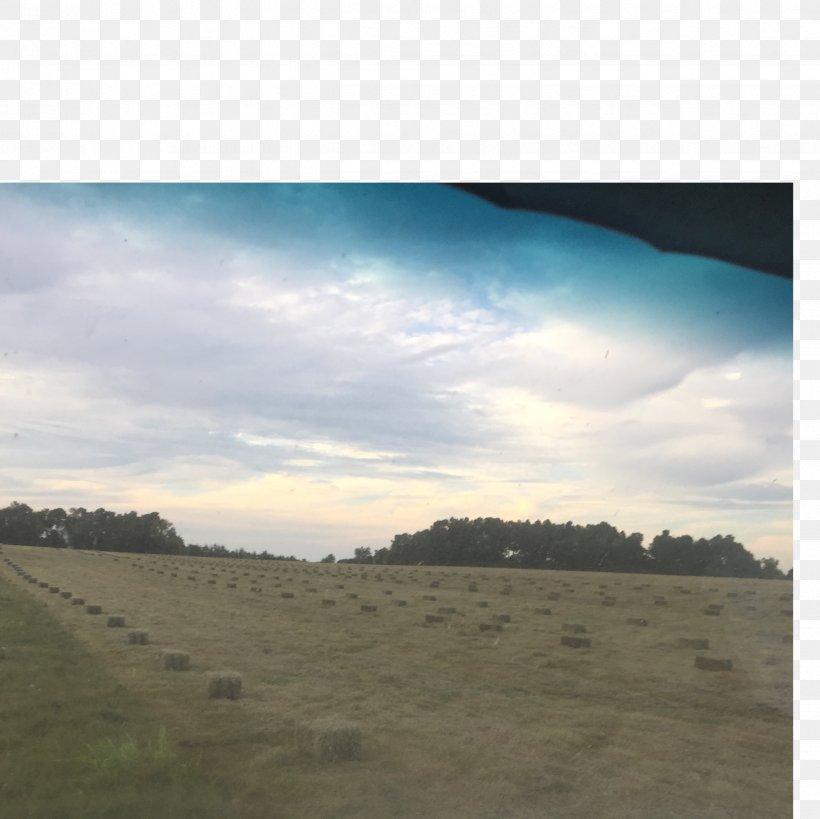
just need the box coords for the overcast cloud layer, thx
[0,184,792,566]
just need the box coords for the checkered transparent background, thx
[0,0,815,812]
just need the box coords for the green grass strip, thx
[0,576,230,819]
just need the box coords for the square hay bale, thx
[106,615,126,627]
[38,581,49,588]
[678,637,710,650]
[423,594,437,601]
[383,590,393,595]
[602,600,616,607]
[128,630,149,645]
[493,613,511,623]
[227,583,237,588]
[626,618,648,626]
[468,584,478,592]
[534,608,552,615]
[547,592,560,600]
[425,614,444,623]
[72,597,85,606]
[162,650,191,671]
[360,605,377,613]
[477,601,489,608]
[207,672,243,700]
[694,655,732,672]
[321,599,337,606]
[654,599,668,606]
[281,592,295,598]
[438,606,456,615]
[562,623,586,634]
[60,591,72,599]
[85,605,102,615]
[703,607,721,616]
[48,586,60,593]
[393,599,407,606]
[479,623,502,632]
[296,719,362,762]
[561,635,591,649]
[345,593,359,599]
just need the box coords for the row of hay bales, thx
[0,556,253,705]
[5,551,360,759]
[119,554,792,622]
[93,552,788,670]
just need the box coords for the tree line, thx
[0,502,302,562]
[1,502,789,579]
[339,517,789,580]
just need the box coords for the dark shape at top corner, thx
[451,182,793,280]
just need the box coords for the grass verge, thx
[0,575,230,819]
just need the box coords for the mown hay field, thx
[1,543,792,818]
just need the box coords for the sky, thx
[0,183,793,566]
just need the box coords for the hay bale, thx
[48,586,60,593]
[106,615,126,627]
[694,656,732,672]
[534,608,552,615]
[602,600,616,607]
[296,719,362,762]
[346,593,359,599]
[438,606,456,614]
[468,583,478,592]
[281,592,295,598]
[626,618,648,626]
[561,635,591,648]
[85,605,102,615]
[479,623,502,632]
[360,605,377,613]
[321,599,337,606]
[207,672,243,700]
[60,591,72,599]
[425,614,444,623]
[162,650,191,671]
[38,581,49,588]
[383,590,393,595]
[703,607,721,616]
[493,613,511,623]
[477,601,489,607]
[678,637,709,649]
[547,592,560,600]
[562,623,586,634]
[423,594,437,601]
[128,630,149,644]
[71,597,85,606]
[393,599,407,606]
[227,583,237,588]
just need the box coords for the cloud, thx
[0,184,792,564]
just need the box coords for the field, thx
[1,543,792,818]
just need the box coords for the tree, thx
[320,553,336,563]
[352,546,373,563]
[757,556,785,580]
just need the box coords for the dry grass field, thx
[1,543,792,818]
